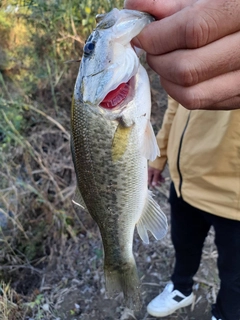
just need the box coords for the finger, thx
[147,31,240,86]
[133,0,240,55]
[152,171,161,187]
[124,0,196,18]
[160,175,165,183]
[210,96,240,110]
[148,168,154,186]
[160,70,240,110]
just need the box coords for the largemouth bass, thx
[71,8,168,309]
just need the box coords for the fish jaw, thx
[78,8,154,106]
[81,45,139,106]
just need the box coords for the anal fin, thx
[136,190,168,244]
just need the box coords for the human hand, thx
[148,166,165,188]
[124,0,240,110]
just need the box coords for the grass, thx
[0,281,23,320]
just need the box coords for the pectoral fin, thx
[141,120,160,161]
[136,190,168,244]
[72,188,87,211]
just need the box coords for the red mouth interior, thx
[100,81,130,109]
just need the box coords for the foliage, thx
[0,0,124,97]
[0,97,26,148]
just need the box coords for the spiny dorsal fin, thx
[136,190,168,244]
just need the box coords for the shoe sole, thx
[147,294,194,317]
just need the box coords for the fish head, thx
[77,8,154,110]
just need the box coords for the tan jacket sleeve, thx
[149,96,179,171]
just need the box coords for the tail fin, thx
[104,258,142,310]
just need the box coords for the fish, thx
[71,8,168,310]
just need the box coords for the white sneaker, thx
[147,283,194,317]
[212,317,222,320]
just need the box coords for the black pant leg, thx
[169,183,211,296]
[211,215,240,320]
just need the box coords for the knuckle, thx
[185,19,206,48]
[184,7,218,48]
[139,24,161,54]
[175,57,199,87]
[181,89,202,110]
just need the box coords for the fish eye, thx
[83,41,95,56]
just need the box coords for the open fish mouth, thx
[100,80,131,109]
